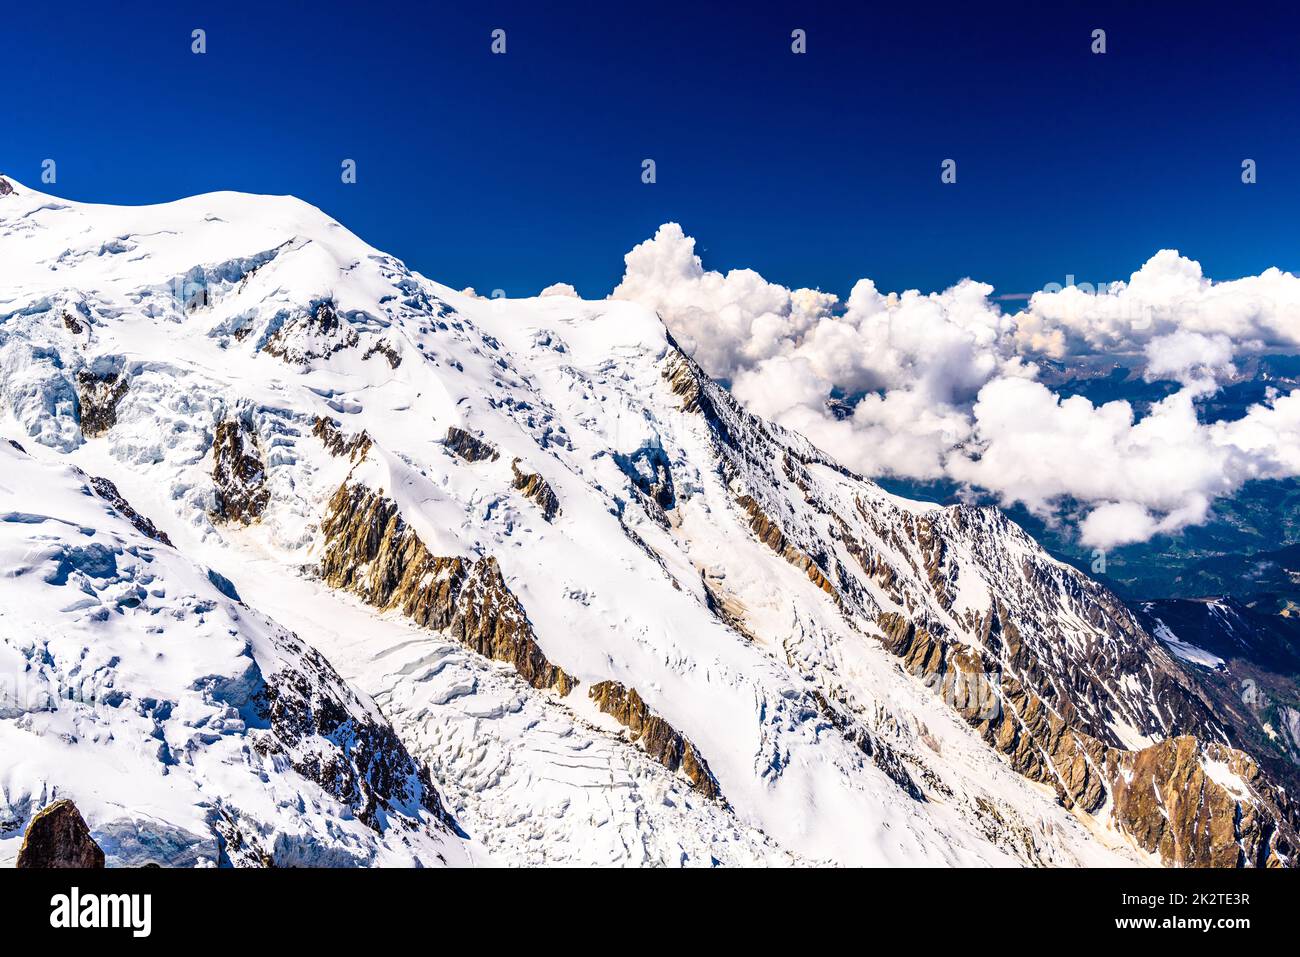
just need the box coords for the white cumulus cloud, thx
[539,282,579,298]
[611,224,1300,549]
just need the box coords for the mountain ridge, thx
[1,175,1293,866]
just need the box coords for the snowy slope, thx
[0,175,1292,867]
[0,439,471,867]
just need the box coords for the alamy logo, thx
[49,887,152,938]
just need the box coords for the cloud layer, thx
[610,224,1300,549]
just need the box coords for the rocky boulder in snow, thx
[444,426,499,463]
[76,368,128,437]
[313,415,371,461]
[16,800,105,869]
[263,300,359,366]
[89,475,173,546]
[511,459,560,521]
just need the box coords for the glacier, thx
[0,174,1293,868]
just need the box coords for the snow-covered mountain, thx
[0,174,1293,867]
[0,439,470,867]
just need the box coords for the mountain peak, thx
[1,184,1295,868]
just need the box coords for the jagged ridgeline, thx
[0,175,1294,867]
[662,347,1298,867]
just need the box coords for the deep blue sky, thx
[2,1,1297,299]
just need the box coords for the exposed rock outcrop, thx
[321,482,576,694]
[312,415,372,461]
[211,815,277,868]
[250,630,454,832]
[1134,598,1300,786]
[588,680,721,799]
[615,444,676,511]
[263,300,359,366]
[664,348,706,416]
[0,177,13,197]
[736,494,836,597]
[511,459,560,521]
[363,339,402,368]
[874,608,1298,866]
[1112,737,1293,868]
[444,426,499,463]
[809,689,926,802]
[211,418,270,523]
[16,800,105,868]
[76,369,128,437]
[90,476,173,546]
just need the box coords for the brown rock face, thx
[664,351,705,414]
[0,177,14,197]
[444,426,499,463]
[451,557,577,691]
[1111,737,1294,868]
[312,416,372,461]
[511,459,560,521]
[873,606,1298,866]
[211,419,270,523]
[76,370,128,437]
[588,680,721,799]
[736,494,836,598]
[16,800,105,868]
[321,482,576,694]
